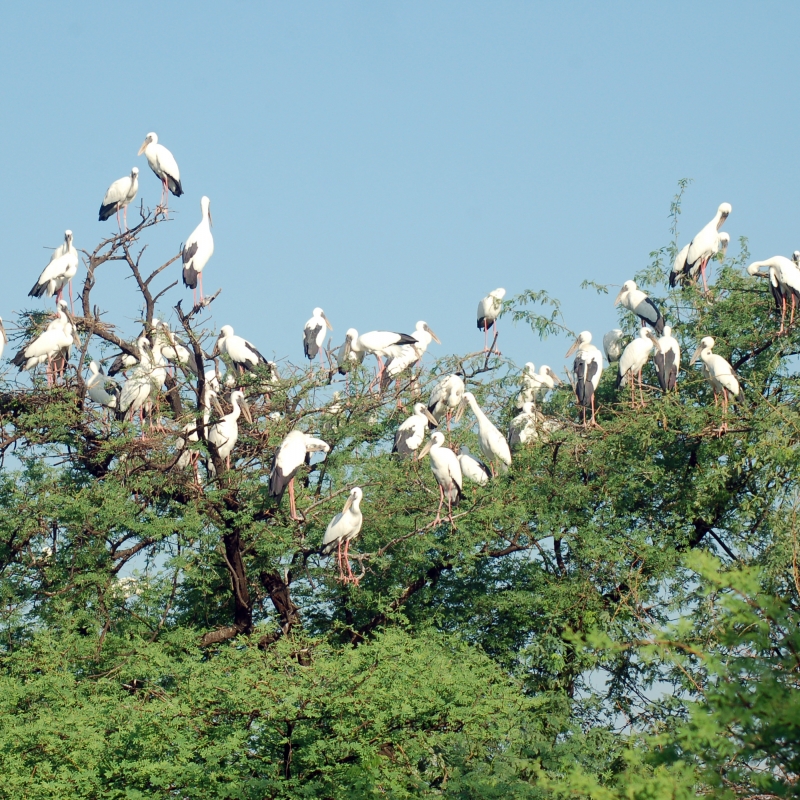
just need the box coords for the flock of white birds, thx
[1,132,791,584]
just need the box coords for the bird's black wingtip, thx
[98,203,116,222]
[170,180,184,197]
[182,266,198,289]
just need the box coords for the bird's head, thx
[545,366,563,385]
[419,322,440,343]
[138,133,157,155]
[565,331,591,357]
[131,167,139,178]
[201,196,212,226]
[716,202,732,228]
[231,390,252,423]
[64,230,73,243]
[614,281,636,306]
[220,325,234,338]
[690,336,715,365]
[418,431,445,459]
[662,325,672,337]
[490,288,506,300]
[718,232,730,258]
[746,262,763,277]
[343,486,363,512]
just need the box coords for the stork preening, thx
[566,331,604,426]
[214,325,269,374]
[303,307,333,368]
[29,230,78,310]
[418,431,462,525]
[207,390,252,471]
[690,336,741,433]
[457,445,491,486]
[746,257,800,334]
[269,430,330,520]
[138,132,182,213]
[99,168,139,229]
[615,328,657,407]
[427,373,466,429]
[653,326,681,392]
[182,196,214,307]
[603,329,625,364]
[615,281,665,334]
[336,329,366,377]
[321,487,364,584]
[670,203,731,291]
[461,391,512,475]
[86,361,119,408]
[476,288,506,352]
[393,403,438,456]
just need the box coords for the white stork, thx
[615,281,665,334]
[182,196,214,307]
[565,331,603,426]
[269,430,330,520]
[690,336,741,431]
[153,320,200,375]
[382,321,441,388]
[207,390,252,471]
[508,402,540,449]
[99,168,139,229]
[603,329,626,364]
[615,328,657,407]
[11,302,75,385]
[461,392,512,474]
[457,445,491,486]
[746,257,800,334]
[321,487,364,584]
[516,362,562,408]
[477,288,506,352]
[393,403,438,457]
[214,325,269,374]
[303,307,334,368]
[29,230,78,309]
[427,374,465,428]
[356,328,418,384]
[670,203,731,291]
[116,337,156,426]
[138,132,182,212]
[654,326,681,392]
[418,431,463,524]
[86,361,119,408]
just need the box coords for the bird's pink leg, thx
[124,205,129,231]
[433,485,444,525]
[483,322,488,353]
[116,208,121,231]
[288,479,300,520]
[493,320,500,355]
[700,258,709,293]
[55,288,63,306]
[198,272,204,304]
[319,347,325,370]
[68,281,75,315]
[780,297,786,334]
[791,295,797,328]
[638,369,645,407]
[590,395,597,426]
[447,492,454,524]
[336,539,344,580]
[343,539,354,583]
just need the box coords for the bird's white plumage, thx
[269,430,330,499]
[690,337,741,400]
[615,281,664,333]
[337,328,365,374]
[565,331,604,415]
[182,196,213,289]
[671,203,731,287]
[12,304,74,372]
[393,403,437,455]
[86,361,118,407]
[508,402,541,449]
[99,168,139,221]
[476,288,506,329]
[419,431,462,502]
[457,446,490,486]
[516,362,561,407]
[207,390,250,464]
[616,328,655,387]
[29,231,78,300]
[138,132,182,196]
[462,392,512,472]
[603,329,626,364]
[176,420,200,470]
[427,374,465,423]
[215,325,267,372]
[303,307,333,360]
[321,487,363,555]
[653,326,681,392]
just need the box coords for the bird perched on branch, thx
[393,403,438,457]
[477,288,506,352]
[269,430,330,520]
[29,230,78,310]
[321,487,364,584]
[670,203,731,291]
[653,326,680,392]
[615,281,665,334]
[615,328,657,407]
[418,432,462,525]
[690,336,741,433]
[303,307,333,368]
[99,168,139,229]
[746,257,800,334]
[565,330,603,426]
[138,132,182,213]
[213,325,269,374]
[207,390,251,472]
[182,196,214,308]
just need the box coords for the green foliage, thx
[0,190,798,797]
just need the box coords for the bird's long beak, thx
[719,238,729,258]
[418,440,434,460]
[208,209,213,228]
[426,326,441,344]
[646,331,660,348]
[547,368,563,386]
[453,398,466,423]
[323,313,333,331]
[717,213,728,230]
[613,288,624,307]
[213,398,225,417]
[240,397,253,424]
[137,139,148,156]
[689,345,703,366]
[565,337,581,358]
[342,493,355,513]
[342,338,352,359]
[423,408,439,426]
[211,338,221,358]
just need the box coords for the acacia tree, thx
[0,190,798,799]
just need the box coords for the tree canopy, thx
[0,189,798,798]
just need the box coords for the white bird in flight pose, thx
[99,167,139,230]
[321,487,364,584]
[182,196,214,308]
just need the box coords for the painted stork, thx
[321,487,364,584]
[615,281,665,334]
[565,330,603,426]
[418,431,463,524]
[269,430,330,520]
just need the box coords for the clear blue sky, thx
[1,2,797,373]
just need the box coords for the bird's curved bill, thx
[719,238,729,258]
[213,398,225,417]
[646,331,660,347]
[137,140,148,156]
[689,345,703,366]
[209,210,213,228]
[342,492,355,513]
[323,314,333,331]
[453,398,466,423]
[418,439,434,460]
[565,337,581,358]
[240,398,253,424]
[613,288,624,307]
[548,368,563,385]
[423,408,439,426]
[426,326,441,344]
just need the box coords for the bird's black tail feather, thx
[98,203,117,222]
[183,265,198,289]
[169,178,183,197]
